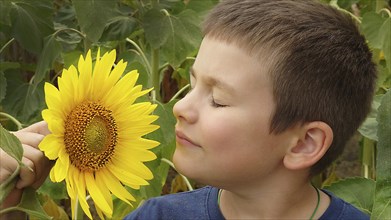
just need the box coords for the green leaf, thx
[0,124,23,161]
[0,171,18,204]
[361,12,385,49]
[153,101,177,144]
[0,125,23,203]
[358,95,383,141]
[33,34,62,88]
[372,88,391,219]
[54,25,83,51]
[16,187,51,220]
[379,18,391,73]
[335,0,359,10]
[100,15,137,41]
[0,61,21,72]
[37,179,68,200]
[1,80,45,123]
[324,177,375,214]
[63,50,83,69]
[186,0,217,17]
[161,10,202,67]
[0,0,12,26]
[10,0,54,54]
[0,71,6,103]
[143,8,171,49]
[72,0,118,42]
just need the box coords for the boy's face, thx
[173,37,293,188]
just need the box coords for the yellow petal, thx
[107,60,127,88]
[69,197,76,220]
[85,172,112,216]
[65,177,75,200]
[111,155,154,180]
[116,144,157,162]
[91,50,115,100]
[51,147,68,182]
[118,138,160,150]
[38,134,62,160]
[98,169,135,205]
[44,83,61,110]
[94,172,113,217]
[101,72,138,108]
[78,51,92,102]
[78,50,92,81]
[43,114,64,136]
[119,124,160,139]
[72,168,92,219]
[94,204,105,220]
[42,108,63,124]
[107,162,149,186]
[49,167,56,182]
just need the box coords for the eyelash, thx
[189,82,227,108]
[210,96,227,108]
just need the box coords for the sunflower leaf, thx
[14,187,51,220]
[324,177,375,214]
[72,0,118,42]
[0,124,23,161]
[0,125,23,203]
[372,88,391,219]
[33,33,62,89]
[0,70,7,103]
[9,0,54,54]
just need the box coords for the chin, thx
[173,152,202,182]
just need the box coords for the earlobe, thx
[283,122,333,171]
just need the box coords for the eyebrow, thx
[190,67,235,95]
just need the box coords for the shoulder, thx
[320,189,370,220]
[124,186,223,220]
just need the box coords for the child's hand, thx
[0,121,52,211]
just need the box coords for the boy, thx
[1,0,376,219]
[127,0,375,219]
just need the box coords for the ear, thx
[283,121,333,171]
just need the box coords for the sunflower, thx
[39,49,159,219]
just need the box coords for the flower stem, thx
[74,197,84,220]
[0,112,23,130]
[161,158,193,191]
[151,48,161,102]
[0,38,15,55]
[169,84,190,102]
[126,38,152,75]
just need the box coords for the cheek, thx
[201,110,279,163]
[201,113,267,152]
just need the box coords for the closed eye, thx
[210,96,228,108]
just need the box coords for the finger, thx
[0,149,19,182]
[16,157,35,189]
[12,131,45,149]
[31,159,54,189]
[20,121,50,135]
[16,143,48,189]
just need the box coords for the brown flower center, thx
[64,102,117,171]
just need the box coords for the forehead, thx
[192,37,272,92]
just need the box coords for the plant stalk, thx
[151,48,161,102]
[361,137,376,179]
[0,112,23,130]
[74,197,84,220]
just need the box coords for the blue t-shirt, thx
[124,186,369,220]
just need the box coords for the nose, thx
[173,90,198,124]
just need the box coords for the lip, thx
[175,130,200,148]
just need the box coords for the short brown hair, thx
[203,0,377,175]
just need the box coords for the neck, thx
[219,174,329,219]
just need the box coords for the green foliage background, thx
[0,0,390,219]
